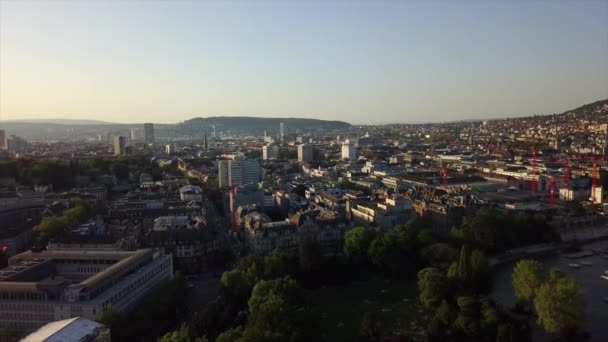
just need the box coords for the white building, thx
[341,144,357,160]
[179,185,203,202]
[297,144,313,162]
[113,136,126,156]
[0,249,173,334]
[280,122,286,140]
[165,143,176,154]
[262,145,278,160]
[218,158,261,188]
[22,317,108,342]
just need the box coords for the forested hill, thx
[179,117,350,133]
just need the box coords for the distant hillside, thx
[0,116,351,140]
[559,99,608,116]
[4,119,115,125]
[178,116,351,133]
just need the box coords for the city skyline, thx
[1,1,607,124]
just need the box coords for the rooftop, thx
[21,317,104,342]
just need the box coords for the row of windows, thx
[1,311,53,321]
[0,303,52,312]
[0,292,47,301]
[100,258,171,308]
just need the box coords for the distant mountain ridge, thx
[179,116,350,133]
[0,116,351,140]
[3,119,115,125]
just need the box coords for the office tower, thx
[165,143,176,154]
[218,158,261,188]
[129,129,137,142]
[203,128,208,150]
[341,144,357,160]
[263,144,278,160]
[0,130,6,150]
[297,144,313,162]
[144,123,155,144]
[7,135,29,154]
[113,136,126,155]
[280,122,286,140]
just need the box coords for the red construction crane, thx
[531,147,537,194]
[592,156,598,202]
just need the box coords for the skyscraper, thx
[297,144,313,162]
[113,136,126,155]
[203,127,208,150]
[0,130,6,150]
[280,122,286,140]
[144,123,155,144]
[263,144,278,160]
[218,158,261,188]
[341,144,357,160]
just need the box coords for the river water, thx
[492,239,608,342]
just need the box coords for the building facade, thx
[297,144,313,162]
[0,249,173,334]
[144,123,155,144]
[262,145,278,160]
[218,159,261,188]
[341,144,357,160]
[113,136,126,156]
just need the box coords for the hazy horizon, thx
[1,1,607,124]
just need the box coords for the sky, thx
[0,1,607,124]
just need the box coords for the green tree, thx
[453,296,480,336]
[215,327,244,342]
[367,230,405,275]
[263,250,292,279]
[468,249,491,292]
[160,324,192,342]
[359,312,382,342]
[417,267,447,309]
[298,238,323,273]
[246,277,319,342]
[534,276,584,335]
[427,299,452,339]
[479,297,498,332]
[344,226,380,264]
[422,242,458,270]
[220,270,254,309]
[511,259,547,304]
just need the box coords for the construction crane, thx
[549,176,556,206]
[531,147,537,194]
[443,166,449,190]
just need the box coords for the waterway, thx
[492,239,608,341]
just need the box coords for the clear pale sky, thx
[0,1,607,124]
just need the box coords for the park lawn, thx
[309,277,428,341]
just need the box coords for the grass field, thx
[309,277,428,341]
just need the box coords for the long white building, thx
[0,248,172,334]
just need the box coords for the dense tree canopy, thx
[417,267,448,309]
[534,275,584,335]
[512,259,547,304]
[451,207,557,252]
